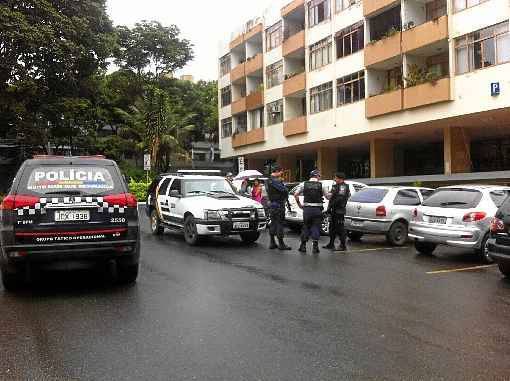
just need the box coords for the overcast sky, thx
[106,0,275,81]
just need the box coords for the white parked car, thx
[146,174,267,245]
[285,180,367,235]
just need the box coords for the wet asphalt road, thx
[2,212,510,380]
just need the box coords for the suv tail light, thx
[463,212,486,222]
[104,193,138,208]
[376,205,387,217]
[0,195,40,210]
[490,217,505,233]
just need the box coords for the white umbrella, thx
[234,170,263,180]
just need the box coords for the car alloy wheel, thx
[321,215,330,236]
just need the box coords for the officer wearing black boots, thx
[294,169,330,254]
[324,172,350,252]
[266,165,292,251]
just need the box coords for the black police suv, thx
[0,156,140,290]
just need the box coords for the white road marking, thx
[426,264,497,275]
[346,247,409,253]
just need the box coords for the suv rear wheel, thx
[415,241,437,255]
[497,262,510,277]
[387,221,408,246]
[347,231,363,242]
[478,234,493,264]
[1,268,25,292]
[150,209,164,235]
[321,214,330,236]
[183,215,201,246]
[240,232,260,244]
[117,263,139,284]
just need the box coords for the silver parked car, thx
[345,187,433,246]
[409,185,510,262]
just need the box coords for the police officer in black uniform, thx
[294,169,329,254]
[266,165,292,251]
[324,172,350,251]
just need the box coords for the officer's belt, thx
[304,203,323,207]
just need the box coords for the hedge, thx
[129,179,150,202]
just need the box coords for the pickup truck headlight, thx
[257,208,266,219]
[204,210,222,221]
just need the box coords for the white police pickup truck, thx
[146,173,267,245]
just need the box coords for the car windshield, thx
[20,165,121,196]
[183,179,236,196]
[349,188,388,203]
[421,188,483,209]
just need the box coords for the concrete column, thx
[444,126,471,175]
[317,147,337,179]
[370,139,395,178]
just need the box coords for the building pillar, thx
[277,154,297,181]
[246,157,266,173]
[370,139,395,178]
[444,126,471,175]
[317,147,337,179]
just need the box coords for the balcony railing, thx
[403,77,451,110]
[283,29,306,57]
[281,0,305,17]
[246,90,264,110]
[365,89,403,118]
[230,62,246,83]
[245,53,263,76]
[231,97,247,115]
[232,128,265,148]
[283,116,307,137]
[245,23,263,41]
[365,31,402,67]
[363,0,400,17]
[283,72,306,97]
[402,15,448,54]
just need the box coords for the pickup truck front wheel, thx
[240,231,260,245]
[184,215,201,246]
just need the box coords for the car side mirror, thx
[169,190,181,198]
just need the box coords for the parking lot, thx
[2,211,510,380]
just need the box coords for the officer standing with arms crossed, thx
[266,165,292,251]
[324,172,350,252]
[294,169,330,254]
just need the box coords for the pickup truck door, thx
[157,178,172,223]
[167,178,184,226]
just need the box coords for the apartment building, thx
[218,0,510,184]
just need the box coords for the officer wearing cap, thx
[294,169,330,254]
[324,172,350,252]
[265,165,291,250]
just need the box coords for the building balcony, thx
[365,89,403,118]
[283,30,305,57]
[231,97,247,115]
[245,53,263,76]
[283,72,306,97]
[230,33,244,50]
[246,90,264,110]
[245,23,263,41]
[232,128,265,148]
[365,32,402,67]
[403,77,451,110]
[281,0,305,17]
[363,0,400,17]
[283,116,307,137]
[230,63,246,83]
[402,16,448,54]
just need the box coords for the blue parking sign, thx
[491,82,500,96]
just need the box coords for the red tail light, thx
[104,193,138,208]
[376,205,387,217]
[463,212,486,222]
[490,217,505,233]
[0,195,39,210]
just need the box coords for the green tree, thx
[114,21,193,79]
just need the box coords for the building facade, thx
[218,0,510,183]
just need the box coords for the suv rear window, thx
[19,165,123,196]
[349,188,388,203]
[421,188,482,209]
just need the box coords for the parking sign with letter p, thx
[491,82,500,96]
